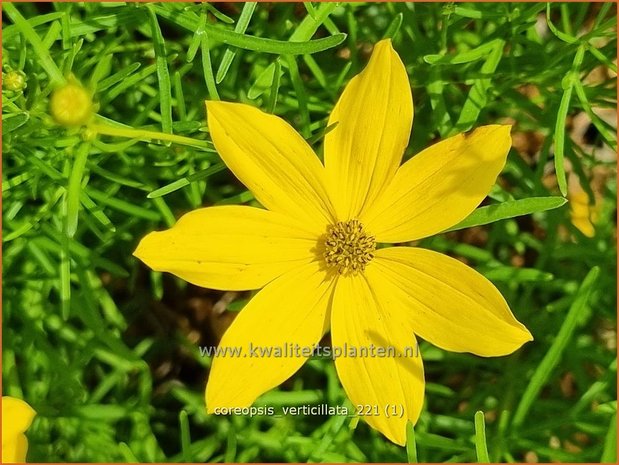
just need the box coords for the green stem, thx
[89,121,211,150]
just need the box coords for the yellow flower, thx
[2,396,36,463]
[49,79,94,127]
[568,173,600,238]
[135,39,532,445]
[569,188,597,237]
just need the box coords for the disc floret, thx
[324,219,376,275]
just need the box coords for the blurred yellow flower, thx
[49,79,93,127]
[569,189,597,237]
[568,174,600,238]
[2,396,36,463]
[135,39,532,445]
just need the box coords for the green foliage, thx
[2,2,616,463]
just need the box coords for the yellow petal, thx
[568,187,596,237]
[206,101,335,233]
[368,247,533,356]
[2,397,36,437]
[134,206,318,291]
[361,125,511,243]
[331,273,424,446]
[324,39,413,220]
[2,434,28,463]
[206,261,334,410]
[2,397,35,463]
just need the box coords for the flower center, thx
[324,219,376,275]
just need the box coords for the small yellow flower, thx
[2,396,36,463]
[49,79,93,127]
[135,39,532,445]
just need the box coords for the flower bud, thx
[3,70,27,92]
[50,80,94,127]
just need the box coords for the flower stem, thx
[89,121,212,151]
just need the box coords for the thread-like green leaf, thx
[425,39,502,65]
[179,410,192,462]
[554,44,585,196]
[406,422,418,463]
[601,413,617,463]
[146,5,173,135]
[150,4,346,55]
[447,196,567,232]
[453,39,505,133]
[512,266,600,429]
[147,163,226,198]
[4,3,66,85]
[216,2,257,83]
[474,411,490,463]
[383,13,404,39]
[65,143,90,238]
[97,62,141,92]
